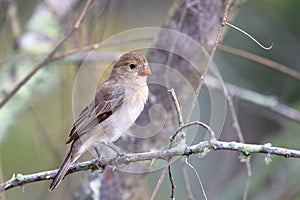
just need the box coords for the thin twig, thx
[243,162,252,200]
[74,0,94,28]
[90,0,111,42]
[227,72,253,200]
[51,37,153,62]
[150,162,171,200]
[185,0,232,123]
[166,88,182,199]
[168,88,183,127]
[0,0,95,110]
[213,3,254,198]
[168,165,176,199]
[222,21,273,50]
[210,65,252,199]
[217,44,300,81]
[168,88,186,149]
[2,140,300,192]
[169,84,211,200]
[170,121,216,142]
[185,157,208,200]
[168,121,214,198]
[0,30,73,109]
[225,86,244,142]
[209,72,289,198]
[180,159,195,200]
[165,88,185,199]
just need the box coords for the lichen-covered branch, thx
[205,76,300,122]
[1,139,300,192]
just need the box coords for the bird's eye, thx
[129,64,137,69]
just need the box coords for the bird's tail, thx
[49,151,73,191]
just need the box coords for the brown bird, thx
[49,51,151,191]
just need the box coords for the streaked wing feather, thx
[66,82,124,144]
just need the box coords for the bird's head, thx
[111,51,151,81]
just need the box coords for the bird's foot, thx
[92,147,105,172]
[95,159,105,173]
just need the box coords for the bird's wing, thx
[66,81,124,144]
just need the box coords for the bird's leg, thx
[93,147,105,171]
[94,147,101,160]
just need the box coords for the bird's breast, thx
[116,84,148,128]
[90,84,148,144]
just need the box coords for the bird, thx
[49,51,151,191]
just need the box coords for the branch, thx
[205,76,300,122]
[51,37,153,62]
[185,157,208,200]
[1,138,300,192]
[0,0,94,110]
[222,21,273,50]
[217,44,300,81]
[185,0,232,124]
[170,121,216,142]
[210,54,252,199]
[150,161,171,200]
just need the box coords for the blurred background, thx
[1,0,300,199]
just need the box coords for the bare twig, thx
[222,83,245,142]
[170,121,216,142]
[222,21,273,50]
[168,87,213,200]
[150,162,171,200]
[168,165,176,199]
[74,0,94,28]
[2,140,300,192]
[168,88,186,149]
[243,162,252,200]
[168,87,214,199]
[168,88,211,200]
[185,0,232,123]
[217,44,300,81]
[0,0,95,110]
[51,37,153,62]
[210,63,252,199]
[166,88,182,199]
[168,88,183,127]
[226,91,253,200]
[181,160,195,200]
[185,157,208,200]
[225,72,253,200]
[209,25,262,198]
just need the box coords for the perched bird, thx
[49,51,151,191]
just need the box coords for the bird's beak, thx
[139,63,151,76]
